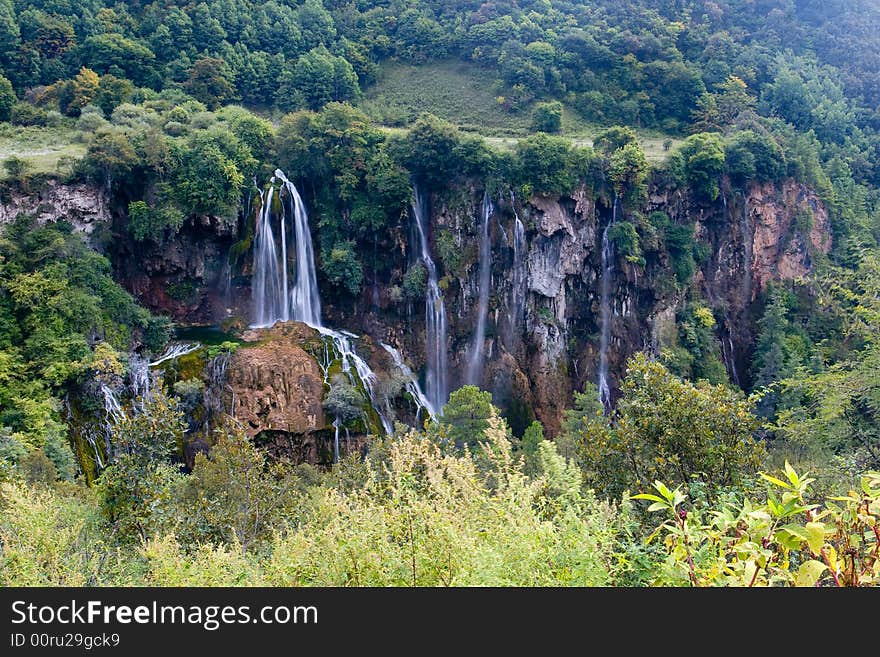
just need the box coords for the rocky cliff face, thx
[386,177,832,433]
[0,180,111,242]
[689,179,831,386]
[225,323,326,437]
[115,215,242,325]
[16,174,829,448]
[125,176,831,437]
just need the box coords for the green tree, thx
[65,67,100,117]
[724,130,786,185]
[0,0,20,85]
[94,75,133,117]
[170,128,252,219]
[531,100,563,133]
[666,304,729,385]
[190,2,226,52]
[218,106,274,158]
[608,141,649,207]
[277,46,359,111]
[322,240,363,295]
[441,386,495,451]
[395,113,464,189]
[593,126,639,155]
[3,156,32,187]
[296,0,336,51]
[79,33,157,86]
[577,353,764,500]
[514,132,576,195]
[771,256,880,465]
[520,419,544,476]
[692,75,756,131]
[127,200,184,242]
[172,427,298,551]
[402,263,426,300]
[674,133,726,202]
[185,57,238,110]
[0,73,15,121]
[96,391,186,541]
[80,128,140,186]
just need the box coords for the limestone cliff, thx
[0,180,110,242]
[6,173,831,450]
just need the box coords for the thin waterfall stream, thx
[411,184,449,414]
[598,195,619,412]
[466,191,493,386]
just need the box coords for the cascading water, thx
[597,195,619,412]
[313,326,394,435]
[722,334,740,387]
[381,342,436,422]
[128,353,152,411]
[510,191,527,333]
[333,417,341,463]
[466,191,493,386]
[149,341,200,367]
[96,379,124,462]
[411,185,449,414]
[275,169,321,326]
[202,351,231,434]
[251,183,285,328]
[249,169,401,437]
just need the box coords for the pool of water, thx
[172,325,240,347]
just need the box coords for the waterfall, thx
[510,190,527,332]
[149,341,200,367]
[220,258,233,307]
[466,191,493,386]
[203,351,231,433]
[314,326,394,435]
[128,352,152,411]
[598,195,618,412]
[250,169,402,435]
[411,185,449,414]
[97,381,123,461]
[496,191,510,248]
[381,342,436,422]
[723,334,741,387]
[251,183,285,328]
[275,169,321,327]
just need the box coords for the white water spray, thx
[411,185,449,414]
[597,196,619,412]
[466,191,493,386]
[510,191,527,332]
[381,342,436,422]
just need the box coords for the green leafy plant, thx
[633,464,880,586]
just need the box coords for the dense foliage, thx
[0,217,168,481]
[0,1,876,184]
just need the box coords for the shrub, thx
[577,353,764,500]
[634,467,880,587]
[402,262,426,300]
[531,100,563,133]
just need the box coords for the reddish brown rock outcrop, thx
[749,181,831,296]
[226,322,325,437]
